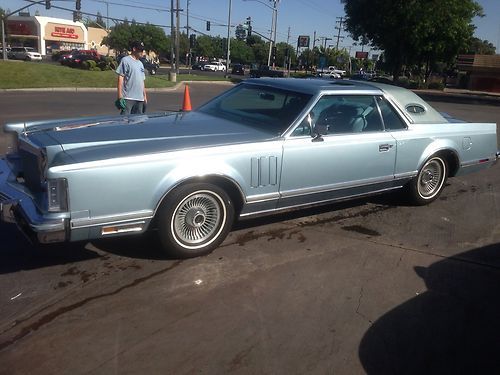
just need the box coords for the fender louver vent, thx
[251,156,278,188]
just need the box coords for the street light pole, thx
[225,0,232,76]
[266,0,278,67]
[170,0,175,74]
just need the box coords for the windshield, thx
[197,84,312,135]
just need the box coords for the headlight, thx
[47,178,69,212]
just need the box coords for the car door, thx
[279,94,397,208]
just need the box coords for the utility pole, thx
[186,0,190,67]
[106,1,109,29]
[175,0,180,74]
[225,0,232,76]
[267,0,279,67]
[170,0,175,75]
[284,25,290,72]
[335,16,344,50]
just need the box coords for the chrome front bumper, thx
[0,157,68,244]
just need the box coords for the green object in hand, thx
[114,98,126,110]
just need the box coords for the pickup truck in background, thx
[249,64,284,78]
[316,66,346,78]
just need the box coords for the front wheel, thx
[407,155,447,205]
[157,183,235,258]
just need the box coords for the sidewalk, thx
[2,80,500,105]
[414,87,500,105]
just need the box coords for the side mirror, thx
[314,123,328,136]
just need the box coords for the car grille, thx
[0,191,11,202]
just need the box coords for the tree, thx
[342,0,483,80]
[464,37,496,55]
[102,23,168,54]
[85,12,107,29]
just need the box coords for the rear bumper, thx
[0,157,68,243]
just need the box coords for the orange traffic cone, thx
[182,84,192,111]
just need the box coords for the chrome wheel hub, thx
[173,192,222,245]
[418,159,444,198]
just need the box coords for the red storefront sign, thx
[51,26,78,39]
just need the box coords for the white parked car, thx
[203,61,226,72]
[8,47,42,61]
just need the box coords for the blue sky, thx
[3,0,500,52]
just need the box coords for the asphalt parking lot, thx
[0,84,499,374]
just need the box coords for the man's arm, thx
[117,75,124,99]
[143,81,147,103]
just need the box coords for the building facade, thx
[456,54,500,93]
[6,15,110,56]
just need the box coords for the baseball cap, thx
[130,40,145,51]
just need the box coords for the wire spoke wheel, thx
[158,183,234,258]
[416,157,446,200]
[172,191,223,246]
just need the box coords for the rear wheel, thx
[407,155,447,205]
[157,183,234,258]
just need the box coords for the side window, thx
[376,96,407,130]
[294,95,383,136]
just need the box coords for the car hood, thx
[24,111,277,165]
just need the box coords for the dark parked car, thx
[231,64,245,75]
[249,64,284,78]
[69,54,101,68]
[191,62,204,70]
[140,57,159,75]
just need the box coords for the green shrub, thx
[427,81,444,90]
[82,61,91,70]
[98,61,107,71]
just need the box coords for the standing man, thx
[115,40,147,115]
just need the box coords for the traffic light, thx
[246,17,252,38]
[206,21,210,31]
[73,11,81,22]
[76,0,81,10]
[272,46,277,61]
[189,34,196,48]
[45,0,51,9]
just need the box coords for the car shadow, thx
[0,223,100,274]
[0,192,401,270]
[358,242,500,374]
[90,232,169,260]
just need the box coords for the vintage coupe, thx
[0,79,498,258]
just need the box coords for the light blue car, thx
[1,79,498,258]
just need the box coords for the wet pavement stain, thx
[60,267,95,283]
[342,225,381,237]
[55,281,73,290]
[298,205,393,228]
[234,228,307,247]
[0,260,183,352]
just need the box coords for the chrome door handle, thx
[379,144,393,152]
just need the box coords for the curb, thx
[0,80,235,93]
[414,89,500,106]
